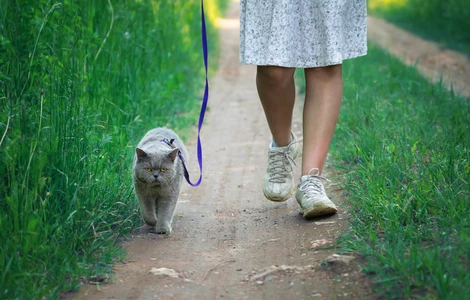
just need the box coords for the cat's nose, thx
[153,174,158,179]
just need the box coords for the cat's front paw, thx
[150,226,172,235]
[143,218,157,227]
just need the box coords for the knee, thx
[305,64,342,80]
[257,66,295,87]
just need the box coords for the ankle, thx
[301,167,322,177]
[272,132,295,148]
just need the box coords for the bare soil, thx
[66,5,469,300]
[368,16,470,97]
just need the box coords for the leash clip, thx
[161,138,176,148]
[161,138,200,187]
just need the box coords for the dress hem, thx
[239,50,368,68]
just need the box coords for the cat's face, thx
[134,148,179,185]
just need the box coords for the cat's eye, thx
[160,168,167,173]
[144,168,152,172]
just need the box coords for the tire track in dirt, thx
[368,16,470,97]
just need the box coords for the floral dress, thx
[240,0,367,68]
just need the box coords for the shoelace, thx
[298,168,330,197]
[267,146,297,183]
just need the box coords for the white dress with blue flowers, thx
[240,0,367,68]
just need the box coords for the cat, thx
[132,127,188,234]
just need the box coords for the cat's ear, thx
[168,148,179,162]
[136,148,148,160]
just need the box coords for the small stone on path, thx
[310,239,331,249]
[149,267,182,278]
[325,254,355,264]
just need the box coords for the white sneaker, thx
[263,133,301,202]
[295,168,337,218]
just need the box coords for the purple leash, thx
[190,0,209,186]
[185,0,209,187]
[164,1,208,187]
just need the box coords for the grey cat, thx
[132,127,188,234]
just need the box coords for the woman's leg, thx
[256,65,299,201]
[295,64,342,218]
[256,66,296,146]
[302,64,343,175]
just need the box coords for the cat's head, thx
[133,147,179,185]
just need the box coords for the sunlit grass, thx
[368,0,408,10]
[368,0,470,56]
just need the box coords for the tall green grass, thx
[0,0,226,298]
[369,0,470,56]
[331,44,469,299]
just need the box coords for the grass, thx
[327,43,469,299]
[0,0,227,299]
[368,0,470,57]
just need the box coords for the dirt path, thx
[68,3,372,300]
[368,16,470,97]
[67,5,469,300]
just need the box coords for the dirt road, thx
[368,16,470,97]
[68,4,469,300]
[68,3,372,300]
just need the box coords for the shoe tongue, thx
[271,137,293,149]
[270,144,289,151]
[300,175,309,182]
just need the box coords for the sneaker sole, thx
[302,205,337,219]
[263,185,296,202]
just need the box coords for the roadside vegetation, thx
[368,0,470,56]
[0,0,227,298]
[329,44,469,299]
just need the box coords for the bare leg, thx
[302,64,343,175]
[257,65,299,202]
[256,66,296,146]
